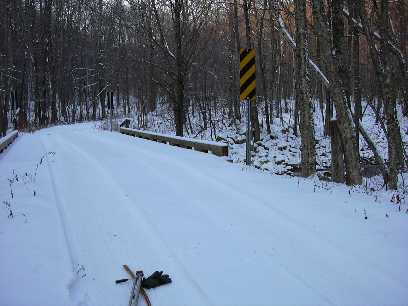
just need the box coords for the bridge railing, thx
[120,127,228,157]
[0,131,18,153]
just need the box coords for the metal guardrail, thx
[0,131,18,153]
[120,127,228,157]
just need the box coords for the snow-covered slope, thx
[1,123,407,306]
[133,101,408,198]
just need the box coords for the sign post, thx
[110,91,114,132]
[239,48,256,165]
[246,99,251,165]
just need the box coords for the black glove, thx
[142,271,172,289]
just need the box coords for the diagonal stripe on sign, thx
[240,48,250,61]
[240,57,255,79]
[240,73,256,95]
[240,63,256,87]
[239,49,255,71]
[247,87,256,100]
[240,79,256,101]
[239,48,256,101]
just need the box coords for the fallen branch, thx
[277,16,330,87]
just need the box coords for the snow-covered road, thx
[1,123,407,306]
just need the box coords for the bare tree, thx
[295,0,316,176]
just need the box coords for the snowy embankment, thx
[137,101,408,203]
[1,123,408,306]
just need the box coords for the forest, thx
[0,0,407,190]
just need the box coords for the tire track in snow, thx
[52,132,215,306]
[40,135,90,306]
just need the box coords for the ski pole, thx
[128,271,143,306]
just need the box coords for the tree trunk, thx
[242,0,260,142]
[380,0,405,189]
[257,0,270,134]
[174,0,184,136]
[397,0,408,116]
[352,0,362,155]
[331,0,362,185]
[330,120,345,183]
[311,0,331,135]
[232,0,241,121]
[295,0,316,176]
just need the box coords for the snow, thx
[308,59,330,86]
[1,123,408,306]
[278,16,296,48]
[0,130,18,146]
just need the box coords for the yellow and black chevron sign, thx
[240,48,256,102]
